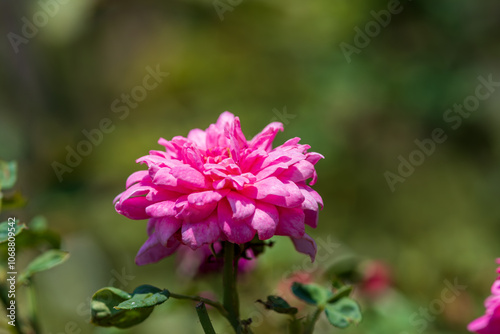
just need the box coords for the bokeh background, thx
[1,0,500,333]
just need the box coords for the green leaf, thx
[292,282,331,306]
[257,296,298,315]
[91,285,169,328]
[29,215,48,231]
[328,285,353,304]
[0,220,27,243]
[324,297,362,329]
[19,250,69,283]
[11,216,60,251]
[115,285,170,310]
[0,161,17,190]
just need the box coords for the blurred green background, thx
[1,0,500,333]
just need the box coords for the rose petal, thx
[181,212,221,249]
[226,191,256,220]
[155,217,182,246]
[250,201,278,240]
[291,233,317,262]
[275,207,305,238]
[249,122,284,152]
[217,199,256,243]
[135,233,180,265]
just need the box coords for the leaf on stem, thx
[256,296,298,315]
[91,285,170,328]
[291,282,331,306]
[324,297,362,328]
[0,220,26,243]
[0,160,17,190]
[19,250,69,283]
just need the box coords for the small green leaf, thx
[324,297,362,328]
[29,215,48,231]
[91,287,150,328]
[257,296,298,315]
[0,161,17,190]
[11,216,61,251]
[19,250,69,283]
[115,285,170,310]
[91,285,169,328]
[292,282,331,306]
[328,285,353,304]
[0,220,27,243]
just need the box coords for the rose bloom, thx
[468,259,500,334]
[114,112,323,265]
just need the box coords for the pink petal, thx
[226,191,256,220]
[275,207,305,238]
[188,189,229,206]
[254,162,290,181]
[240,177,290,206]
[217,199,256,244]
[187,128,207,150]
[299,184,324,209]
[117,184,150,204]
[145,200,177,218]
[135,233,180,265]
[249,122,284,152]
[216,111,236,128]
[299,188,319,228]
[239,149,267,173]
[278,160,315,184]
[291,233,317,262]
[305,152,324,165]
[250,201,278,240]
[115,196,151,220]
[126,170,149,188]
[155,216,182,246]
[181,212,221,249]
[175,195,218,222]
[170,165,210,189]
[182,146,204,170]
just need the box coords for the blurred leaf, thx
[1,191,27,210]
[0,220,26,243]
[292,282,331,306]
[29,215,48,231]
[257,296,298,315]
[0,161,17,190]
[91,285,169,328]
[13,217,61,251]
[115,285,169,310]
[19,250,69,283]
[324,297,362,329]
[325,255,363,283]
[328,285,353,304]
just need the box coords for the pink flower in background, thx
[114,112,323,265]
[468,259,500,334]
[360,260,392,297]
[176,242,256,278]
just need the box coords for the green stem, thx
[168,292,228,318]
[303,307,323,334]
[222,242,241,332]
[0,282,24,334]
[195,302,216,334]
[27,280,40,334]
